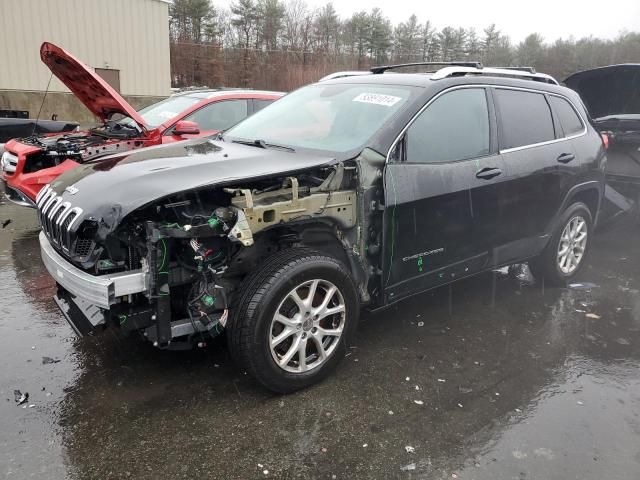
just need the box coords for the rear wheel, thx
[227,248,359,393]
[529,203,592,286]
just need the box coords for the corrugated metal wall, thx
[0,0,170,97]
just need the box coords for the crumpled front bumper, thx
[40,232,147,309]
[40,232,148,335]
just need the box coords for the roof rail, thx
[491,66,537,74]
[430,66,559,85]
[319,71,372,82]
[371,61,482,74]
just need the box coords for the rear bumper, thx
[39,232,147,309]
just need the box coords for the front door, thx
[383,87,502,302]
[164,99,250,142]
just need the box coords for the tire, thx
[529,202,593,287]
[227,248,359,393]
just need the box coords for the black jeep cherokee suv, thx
[37,63,606,392]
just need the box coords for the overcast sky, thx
[218,0,640,43]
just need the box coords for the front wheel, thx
[529,202,593,286]
[227,248,359,393]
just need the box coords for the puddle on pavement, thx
[1,201,639,479]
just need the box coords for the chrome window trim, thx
[385,84,492,164]
[385,84,588,164]
[547,93,587,137]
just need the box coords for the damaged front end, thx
[38,151,385,349]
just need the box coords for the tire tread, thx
[227,247,356,392]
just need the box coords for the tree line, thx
[169,0,640,90]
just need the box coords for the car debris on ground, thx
[13,390,28,405]
[41,356,61,364]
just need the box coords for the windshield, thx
[122,95,203,128]
[224,83,413,153]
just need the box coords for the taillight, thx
[600,133,609,150]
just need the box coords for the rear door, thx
[383,87,505,301]
[492,87,576,263]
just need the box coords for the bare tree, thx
[168,3,640,91]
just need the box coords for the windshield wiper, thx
[232,139,295,152]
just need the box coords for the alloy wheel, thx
[557,215,588,274]
[269,279,346,373]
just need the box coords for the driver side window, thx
[183,100,248,132]
[405,88,490,164]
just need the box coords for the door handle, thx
[475,167,502,180]
[557,153,575,163]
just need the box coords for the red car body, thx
[1,42,283,206]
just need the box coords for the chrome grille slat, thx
[49,201,69,246]
[36,189,85,255]
[45,198,63,240]
[38,189,57,226]
[36,184,51,205]
[55,203,72,246]
[41,192,58,216]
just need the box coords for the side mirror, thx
[174,120,200,135]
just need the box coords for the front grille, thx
[74,239,93,257]
[1,151,18,174]
[36,184,87,255]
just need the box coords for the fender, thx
[546,180,603,236]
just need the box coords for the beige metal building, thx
[0,0,170,124]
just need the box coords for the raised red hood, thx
[40,42,148,130]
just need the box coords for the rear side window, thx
[405,88,490,163]
[549,96,584,136]
[495,89,555,149]
[254,99,274,112]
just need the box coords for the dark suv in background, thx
[37,62,606,392]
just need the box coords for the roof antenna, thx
[31,72,54,137]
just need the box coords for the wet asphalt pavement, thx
[1,201,640,480]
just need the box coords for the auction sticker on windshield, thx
[353,93,402,107]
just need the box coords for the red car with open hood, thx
[1,42,283,207]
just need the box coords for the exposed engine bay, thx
[49,150,385,349]
[20,122,146,173]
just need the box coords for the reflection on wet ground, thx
[1,201,639,479]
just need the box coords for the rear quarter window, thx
[495,89,555,149]
[549,95,584,136]
[254,99,274,112]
